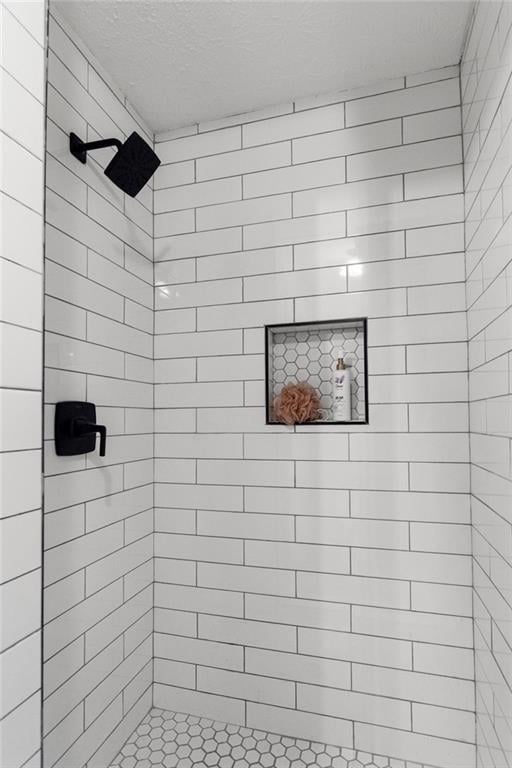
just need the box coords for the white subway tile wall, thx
[153,67,475,767]
[462,2,512,767]
[43,11,153,768]
[0,1,45,767]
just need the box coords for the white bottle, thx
[332,357,351,421]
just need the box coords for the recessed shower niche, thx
[265,318,368,425]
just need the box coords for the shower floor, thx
[110,708,427,768]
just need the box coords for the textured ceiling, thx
[53,0,473,134]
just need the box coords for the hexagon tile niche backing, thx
[268,321,367,423]
[111,708,433,768]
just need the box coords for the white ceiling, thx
[54,0,473,135]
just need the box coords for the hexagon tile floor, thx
[110,708,432,768]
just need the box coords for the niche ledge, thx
[265,318,369,426]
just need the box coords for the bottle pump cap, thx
[336,357,346,370]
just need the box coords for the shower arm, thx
[70,132,122,164]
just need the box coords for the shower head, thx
[69,131,160,197]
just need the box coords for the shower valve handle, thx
[70,418,107,457]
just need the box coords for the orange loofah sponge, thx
[272,382,321,425]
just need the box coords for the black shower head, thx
[70,131,161,198]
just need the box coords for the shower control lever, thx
[70,418,107,457]
[55,401,107,457]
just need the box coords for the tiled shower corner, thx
[111,709,434,768]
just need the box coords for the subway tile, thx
[245,433,348,461]
[155,632,242,670]
[155,558,197,585]
[197,299,293,331]
[0,259,42,330]
[199,103,293,133]
[369,313,467,346]
[413,642,475,679]
[298,571,410,610]
[409,403,469,432]
[409,462,470,493]
[153,686,245,727]
[155,533,243,564]
[198,666,295,707]
[247,702,353,749]
[1,193,44,272]
[245,594,350,632]
[199,562,295,596]
[0,692,42,768]
[45,260,123,321]
[197,246,293,281]
[347,194,463,236]
[155,176,242,213]
[354,722,475,767]
[353,662,474,710]
[154,208,195,238]
[0,390,41,452]
[0,569,41,652]
[0,630,40,719]
[196,407,281,432]
[44,297,85,341]
[244,157,346,198]
[88,250,152,308]
[154,607,197,638]
[155,277,242,310]
[296,515,409,549]
[350,433,469,462]
[158,127,241,163]
[410,522,472,554]
[199,615,296,652]
[244,486,350,517]
[155,227,242,262]
[405,222,464,256]
[349,252,464,292]
[348,137,461,181]
[155,329,242,359]
[248,647,349,690]
[299,627,412,669]
[297,682,411,730]
[155,258,196,286]
[198,459,294,487]
[351,490,470,523]
[197,510,293,541]
[294,77,405,111]
[243,103,345,146]
[352,547,472,585]
[405,164,463,199]
[411,581,473,616]
[292,119,401,164]
[294,175,403,218]
[296,286,406,322]
[0,510,41,584]
[154,159,195,189]
[155,307,196,334]
[197,354,263,381]
[244,212,346,250]
[412,702,476,743]
[197,142,291,181]
[246,265,349,302]
[294,230,404,270]
[353,605,473,647]
[155,483,243,511]
[156,381,243,408]
[403,106,461,143]
[197,194,291,232]
[346,78,460,126]
[296,460,409,490]
[1,8,45,100]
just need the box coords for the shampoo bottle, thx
[332,357,351,421]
